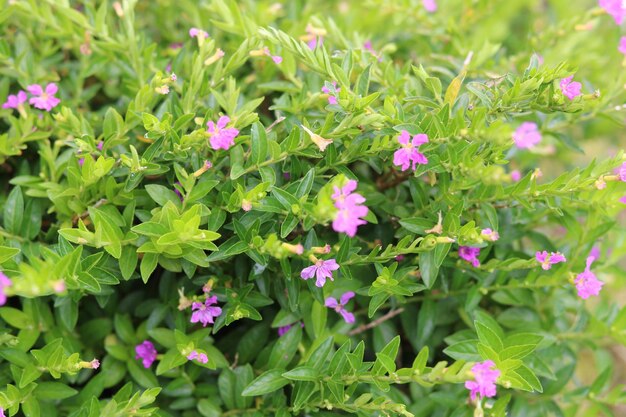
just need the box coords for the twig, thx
[348,307,405,336]
[71,198,108,225]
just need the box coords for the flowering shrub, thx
[3,0,626,416]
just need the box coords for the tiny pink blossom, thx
[620,196,626,204]
[90,359,100,369]
[512,122,541,149]
[2,90,27,109]
[322,81,340,105]
[619,37,626,55]
[535,251,567,270]
[599,0,626,25]
[459,246,481,267]
[423,0,438,12]
[189,28,209,38]
[560,76,582,101]
[511,170,522,181]
[207,116,239,150]
[331,180,369,237]
[481,228,499,242]
[97,141,104,151]
[187,350,209,364]
[0,407,4,417]
[301,258,340,287]
[575,253,604,299]
[465,360,500,401]
[0,271,12,306]
[393,130,428,171]
[27,83,60,111]
[325,291,356,323]
[190,296,222,326]
[135,340,158,368]
[618,162,626,182]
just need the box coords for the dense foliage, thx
[2,0,626,416]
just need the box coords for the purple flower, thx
[325,291,356,323]
[331,180,368,237]
[301,258,340,287]
[559,76,582,101]
[135,340,157,368]
[423,0,437,12]
[322,81,340,105]
[278,322,304,336]
[511,170,522,181]
[2,90,27,109]
[189,28,209,38]
[512,122,541,149]
[187,350,209,364]
[27,83,60,111]
[481,228,499,242]
[599,0,626,25]
[393,130,428,171]
[535,251,566,270]
[575,253,604,299]
[262,47,282,64]
[190,296,222,327]
[0,271,12,306]
[207,116,239,150]
[0,407,4,417]
[459,246,481,267]
[97,141,104,151]
[465,360,500,401]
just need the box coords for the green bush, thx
[1,0,626,416]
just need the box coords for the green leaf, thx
[0,307,33,329]
[145,184,181,206]
[268,324,302,368]
[127,359,159,388]
[241,369,289,396]
[34,382,78,400]
[250,122,268,165]
[282,366,318,381]
[475,320,504,351]
[119,245,138,280]
[140,253,158,283]
[3,186,24,234]
[443,340,481,361]
[0,246,20,263]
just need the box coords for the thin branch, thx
[348,307,405,336]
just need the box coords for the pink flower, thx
[620,37,626,55]
[512,122,541,149]
[301,258,340,287]
[97,141,104,151]
[559,76,582,101]
[90,359,100,369]
[190,296,222,326]
[393,130,428,171]
[0,271,12,306]
[619,195,626,204]
[322,81,340,105]
[325,291,356,323]
[189,28,209,38]
[2,90,27,109]
[423,0,438,12]
[261,47,282,64]
[465,360,500,401]
[599,0,626,25]
[135,340,158,368]
[187,350,209,364]
[459,246,481,267]
[535,251,566,270]
[511,170,522,181]
[0,407,4,417]
[618,162,626,181]
[575,253,604,299]
[481,228,499,242]
[27,83,60,111]
[207,116,239,150]
[331,180,369,237]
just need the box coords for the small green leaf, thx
[241,369,289,396]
